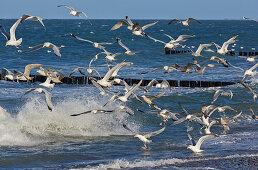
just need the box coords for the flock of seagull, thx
[0,5,257,153]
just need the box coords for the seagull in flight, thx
[187,133,216,153]
[20,14,46,30]
[21,88,53,111]
[168,18,201,26]
[116,37,137,55]
[57,5,92,25]
[23,42,62,57]
[0,18,22,47]
[123,124,166,149]
[72,34,113,50]
[110,16,136,31]
[213,35,238,55]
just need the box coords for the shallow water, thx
[0,19,257,169]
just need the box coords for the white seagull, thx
[20,14,46,30]
[23,42,61,57]
[110,16,136,31]
[168,18,201,26]
[213,35,238,55]
[116,37,137,55]
[22,88,53,111]
[123,124,166,149]
[0,18,22,47]
[187,133,216,153]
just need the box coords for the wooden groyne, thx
[164,48,258,57]
[0,73,237,88]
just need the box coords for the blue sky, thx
[0,0,257,19]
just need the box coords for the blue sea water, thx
[0,19,257,169]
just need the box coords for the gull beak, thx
[187,147,189,149]
[5,44,7,47]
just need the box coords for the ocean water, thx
[0,19,257,169]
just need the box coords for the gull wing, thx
[2,68,13,76]
[161,79,171,92]
[146,34,166,44]
[103,94,119,107]
[116,37,131,52]
[57,5,75,11]
[223,111,242,122]
[36,17,46,29]
[211,89,222,104]
[247,104,255,116]
[71,34,94,44]
[195,134,215,150]
[144,127,166,138]
[186,18,201,24]
[149,91,166,101]
[176,35,195,42]
[0,25,10,40]
[23,64,43,78]
[23,44,44,53]
[70,110,92,116]
[91,78,108,95]
[126,16,134,26]
[241,82,257,101]
[124,80,142,99]
[9,18,22,41]
[221,35,238,51]
[145,79,158,91]
[48,43,61,57]
[41,88,53,111]
[21,88,37,98]
[187,133,196,146]
[69,67,86,76]
[140,67,163,74]
[168,19,180,25]
[248,62,258,72]
[110,20,128,31]
[142,21,158,30]
[178,102,189,116]
[164,33,175,41]
[195,43,213,55]
[170,117,186,126]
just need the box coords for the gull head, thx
[43,42,51,48]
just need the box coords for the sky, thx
[0,0,257,20]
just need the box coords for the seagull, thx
[102,48,123,61]
[148,109,180,125]
[15,64,43,81]
[141,91,166,110]
[57,5,92,25]
[39,74,55,90]
[70,105,134,116]
[20,14,46,30]
[131,21,158,36]
[194,63,217,74]
[170,102,202,126]
[187,133,216,153]
[242,16,258,22]
[139,65,177,74]
[241,82,257,101]
[2,68,23,81]
[104,80,142,106]
[71,34,113,50]
[97,61,133,88]
[241,63,258,83]
[139,79,158,93]
[191,43,213,57]
[116,37,137,55]
[90,77,113,96]
[147,34,195,49]
[214,111,242,131]
[168,18,201,26]
[23,42,62,57]
[155,79,171,92]
[123,124,166,149]
[0,18,22,47]
[21,88,53,111]
[211,89,233,104]
[213,35,238,55]
[110,16,136,31]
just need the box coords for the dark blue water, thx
[0,19,257,169]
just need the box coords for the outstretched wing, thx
[195,135,215,150]
[168,19,180,25]
[110,20,128,31]
[70,110,92,116]
[23,44,44,53]
[57,5,75,11]
[0,24,10,40]
[144,127,166,138]
[71,34,94,44]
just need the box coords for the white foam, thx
[0,93,139,146]
[86,154,258,170]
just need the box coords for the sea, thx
[0,19,257,169]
